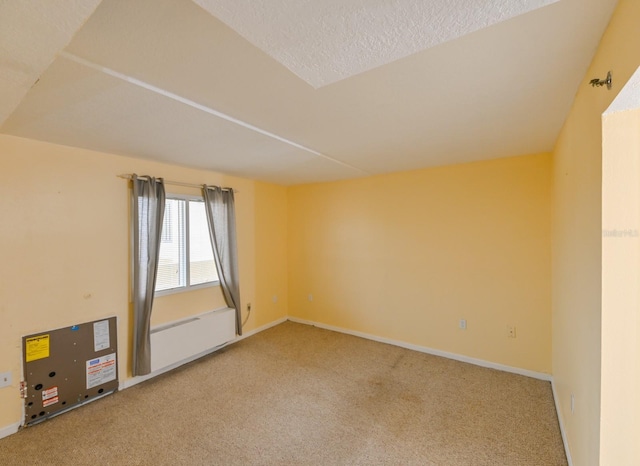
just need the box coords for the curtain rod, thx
[118,174,236,192]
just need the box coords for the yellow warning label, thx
[25,334,50,362]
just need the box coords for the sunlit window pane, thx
[156,199,185,291]
[154,197,218,294]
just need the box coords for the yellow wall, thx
[2,5,637,456]
[288,153,552,373]
[551,0,640,464]
[0,134,288,429]
[600,106,640,463]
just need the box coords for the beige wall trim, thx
[234,317,289,343]
[0,421,21,441]
[287,317,552,381]
[551,379,574,466]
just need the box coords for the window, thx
[156,197,219,294]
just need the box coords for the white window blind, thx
[156,198,218,293]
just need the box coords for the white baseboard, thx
[4,314,566,459]
[287,317,552,381]
[551,379,573,466]
[121,316,288,390]
[236,316,288,342]
[0,421,21,440]
[288,317,573,459]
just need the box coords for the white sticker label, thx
[86,353,116,389]
[93,320,110,352]
[42,386,58,401]
[42,386,59,407]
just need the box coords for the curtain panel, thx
[131,175,165,376]
[203,185,242,335]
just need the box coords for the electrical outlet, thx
[272,295,278,304]
[459,319,467,330]
[0,371,11,388]
[246,303,252,312]
[571,394,575,414]
[507,325,517,338]
[308,294,313,302]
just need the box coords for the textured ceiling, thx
[0,0,620,185]
[606,67,640,115]
[193,0,559,88]
[0,0,102,126]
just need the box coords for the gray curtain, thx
[203,185,242,335]
[131,175,165,376]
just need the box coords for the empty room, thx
[1,0,639,464]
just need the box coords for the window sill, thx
[154,280,221,298]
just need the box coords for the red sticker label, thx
[42,396,58,407]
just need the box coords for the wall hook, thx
[590,71,612,90]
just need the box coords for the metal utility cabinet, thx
[22,317,118,425]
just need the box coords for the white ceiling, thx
[193,0,559,88]
[0,0,619,185]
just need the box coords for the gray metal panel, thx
[22,317,118,425]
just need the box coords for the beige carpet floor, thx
[0,322,567,465]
